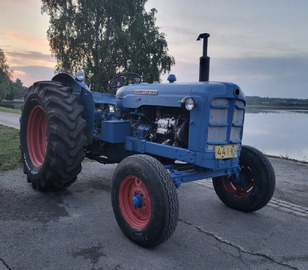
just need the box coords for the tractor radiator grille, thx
[207,98,245,150]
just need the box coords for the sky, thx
[1,0,308,98]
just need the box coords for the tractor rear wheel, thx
[20,81,87,191]
[111,154,179,248]
[212,145,275,212]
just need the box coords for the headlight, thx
[181,97,195,111]
[76,70,85,81]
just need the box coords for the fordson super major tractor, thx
[20,33,275,248]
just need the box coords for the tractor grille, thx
[207,98,245,150]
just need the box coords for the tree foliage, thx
[42,0,175,91]
[12,79,28,99]
[0,49,28,102]
[0,48,12,102]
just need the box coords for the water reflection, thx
[243,108,308,161]
[246,107,308,115]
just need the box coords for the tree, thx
[12,79,28,99]
[0,48,12,102]
[42,0,175,91]
[0,49,28,101]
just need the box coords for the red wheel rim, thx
[222,165,255,198]
[118,176,151,229]
[27,105,47,168]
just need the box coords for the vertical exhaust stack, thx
[197,33,210,82]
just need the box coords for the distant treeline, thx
[246,96,308,108]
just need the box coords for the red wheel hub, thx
[118,176,151,229]
[222,165,255,198]
[27,105,47,167]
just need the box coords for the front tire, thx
[111,155,179,248]
[212,145,275,212]
[20,81,87,191]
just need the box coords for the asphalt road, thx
[0,111,308,269]
[0,162,308,270]
[0,111,20,130]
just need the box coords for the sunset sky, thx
[1,0,308,98]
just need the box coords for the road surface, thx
[0,162,307,270]
[0,111,20,130]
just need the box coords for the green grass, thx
[0,123,92,171]
[0,125,22,171]
[0,106,21,115]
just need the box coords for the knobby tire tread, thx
[20,81,87,191]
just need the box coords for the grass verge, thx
[0,124,22,171]
[0,106,21,115]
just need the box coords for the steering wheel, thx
[108,72,142,94]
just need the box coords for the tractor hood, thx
[116,81,245,110]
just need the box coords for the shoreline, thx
[266,154,308,164]
[246,104,308,111]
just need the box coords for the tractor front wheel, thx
[212,145,275,212]
[111,155,179,248]
[20,81,87,191]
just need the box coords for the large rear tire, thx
[212,145,275,212]
[20,81,87,191]
[111,155,179,248]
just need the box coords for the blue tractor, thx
[20,33,275,247]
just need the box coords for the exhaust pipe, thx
[197,33,210,82]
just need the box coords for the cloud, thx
[3,29,49,52]
[7,51,54,61]
[211,56,308,98]
[12,70,26,76]
[0,0,38,8]
[212,34,300,59]
[167,56,308,98]
[6,51,55,68]
[11,66,56,87]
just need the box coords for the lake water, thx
[243,108,308,162]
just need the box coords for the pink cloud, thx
[0,0,38,7]
[7,51,54,61]
[6,50,56,68]
[11,66,55,87]
[4,29,48,50]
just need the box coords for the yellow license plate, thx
[214,145,238,159]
